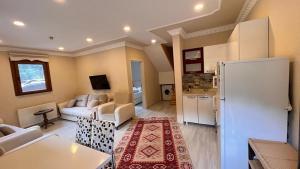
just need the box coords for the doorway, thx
[130,61,144,112]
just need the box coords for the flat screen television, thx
[89,75,110,90]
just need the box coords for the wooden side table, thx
[34,108,54,129]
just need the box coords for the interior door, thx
[183,96,198,123]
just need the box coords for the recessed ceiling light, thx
[86,38,93,43]
[151,39,157,44]
[194,3,204,12]
[13,20,25,27]
[58,46,64,51]
[123,25,131,33]
[54,0,66,4]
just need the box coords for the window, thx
[10,60,52,96]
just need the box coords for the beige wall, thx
[0,52,77,125]
[0,46,161,125]
[126,47,160,107]
[75,46,160,107]
[183,30,232,49]
[159,71,175,84]
[75,47,129,95]
[248,0,300,149]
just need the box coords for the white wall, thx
[159,71,175,84]
[204,43,228,73]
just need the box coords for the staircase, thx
[144,44,174,72]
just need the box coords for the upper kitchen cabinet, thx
[183,48,204,74]
[204,43,227,73]
[227,18,269,61]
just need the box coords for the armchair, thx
[97,102,135,129]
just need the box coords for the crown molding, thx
[73,41,144,56]
[236,0,258,22]
[125,42,144,50]
[167,24,235,40]
[0,41,144,57]
[0,45,72,57]
[73,42,126,56]
[185,24,236,39]
[167,28,187,38]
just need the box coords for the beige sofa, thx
[0,124,43,155]
[58,93,135,127]
[58,93,112,121]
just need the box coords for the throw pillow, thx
[88,94,100,102]
[66,99,76,108]
[0,126,15,135]
[0,131,4,138]
[87,100,99,109]
[99,94,108,104]
[75,95,89,107]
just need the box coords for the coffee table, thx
[34,108,54,129]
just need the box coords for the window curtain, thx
[9,53,49,62]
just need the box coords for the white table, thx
[0,135,111,169]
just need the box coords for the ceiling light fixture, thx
[194,3,204,12]
[58,46,64,51]
[86,38,93,43]
[123,25,131,33]
[54,0,66,4]
[13,20,25,27]
[151,39,157,44]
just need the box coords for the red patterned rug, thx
[115,117,193,169]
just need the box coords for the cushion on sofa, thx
[61,107,94,118]
[99,94,108,104]
[0,126,15,135]
[88,94,100,102]
[87,100,99,109]
[87,94,100,107]
[75,95,88,107]
[0,131,4,138]
[66,99,76,108]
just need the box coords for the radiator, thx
[17,102,58,128]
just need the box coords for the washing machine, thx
[161,84,173,101]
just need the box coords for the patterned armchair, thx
[75,116,115,169]
[75,117,92,147]
[91,120,115,169]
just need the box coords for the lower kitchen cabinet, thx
[183,95,215,125]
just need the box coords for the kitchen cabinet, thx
[183,96,198,123]
[183,95,215,125]
[197,96,214,125]
[227,18,269,61]
[182,48,204,74]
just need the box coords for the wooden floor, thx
[43,101,218,169]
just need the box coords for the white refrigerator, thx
[216,58,290,169]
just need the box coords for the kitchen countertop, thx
[183,89,217,97]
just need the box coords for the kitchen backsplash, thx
[182,73,213,90]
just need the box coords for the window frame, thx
[10,60,52,96]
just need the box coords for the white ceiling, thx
[0,0,223,52]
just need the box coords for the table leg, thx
[42,113,48,129]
